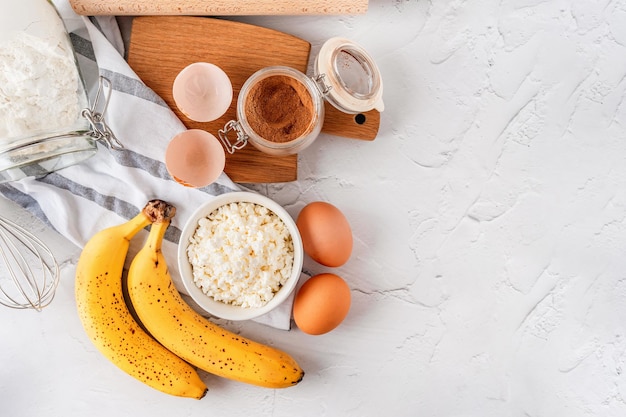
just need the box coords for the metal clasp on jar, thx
[81,76,124,150]
[313,73,333,97]
[218,120,249,154]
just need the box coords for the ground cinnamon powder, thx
[244,74,315,143]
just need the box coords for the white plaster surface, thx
[2,0,626,416]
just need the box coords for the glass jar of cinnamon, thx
[219,37,384,156]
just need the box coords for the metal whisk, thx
[0,215,60,311]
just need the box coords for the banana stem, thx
[147,220,170,253]
[120,200,175,242]
[142,200,176,224]
[120,213,152,240]
[141,199,176,253]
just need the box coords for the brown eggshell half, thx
[165,129,225,188]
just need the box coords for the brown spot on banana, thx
[128,213,305,389]
[75,201,207,399]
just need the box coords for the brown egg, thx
[296,201,353,267]
[293,273,351,335]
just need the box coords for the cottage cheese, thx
[187,201,294,308]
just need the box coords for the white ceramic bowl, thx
[178,191,303,321]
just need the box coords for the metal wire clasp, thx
[81,76,124,150]
[313,73,333,96]
[218,120,248,154]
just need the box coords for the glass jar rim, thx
[0,132,97,182]
[236,66,324,151]
[314,37,384,113]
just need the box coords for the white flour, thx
[0,28,83,142]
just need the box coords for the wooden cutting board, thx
[127,16,380,183]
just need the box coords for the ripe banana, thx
[127,209,305,389]
[75,200,207,399]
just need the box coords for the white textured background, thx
[2,1,626,416]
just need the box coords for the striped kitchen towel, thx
[0,2,295,330]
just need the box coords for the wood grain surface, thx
[69,0,368,16]
[127,16,379,183]
[128,16,304,183]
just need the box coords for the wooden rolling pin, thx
[69,0,368,15]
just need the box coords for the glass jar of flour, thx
[0,0,119,182]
